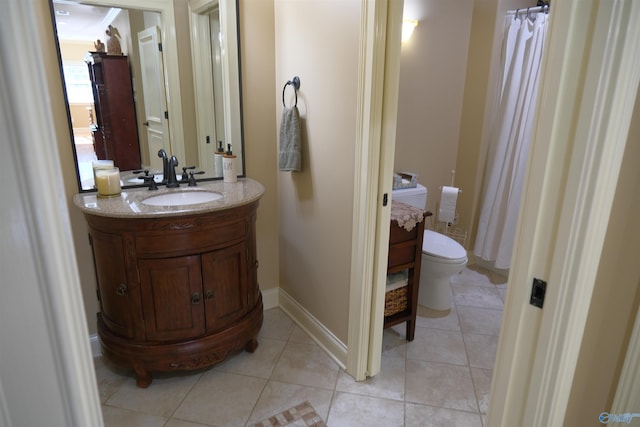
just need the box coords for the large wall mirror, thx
[50,0,244,192]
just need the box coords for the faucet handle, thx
[181,166,196,181]
[188,171,205,187]
[141,174,158,191]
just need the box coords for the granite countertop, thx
[73,178,265,218]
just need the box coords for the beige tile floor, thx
[95,265,507,427]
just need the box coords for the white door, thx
[138,26,169,172]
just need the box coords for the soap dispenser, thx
[223,143,237,183]
[214,140,225,177]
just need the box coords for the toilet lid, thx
[422,230,467,261]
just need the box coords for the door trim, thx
[346,0,403,380]
[1,2,103,425]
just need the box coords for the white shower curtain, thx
[474,11,549,269]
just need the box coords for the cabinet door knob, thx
[205,289,214,301]
[116,283,127,296]
[254,260,259,268]
[191,292,201,304]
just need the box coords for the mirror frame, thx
[50,0,244,192]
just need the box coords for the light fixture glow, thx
[402,19,418,43]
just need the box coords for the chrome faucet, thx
[166,155,180,188]
[157,149,169,184]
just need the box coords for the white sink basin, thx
[142,191,222,206]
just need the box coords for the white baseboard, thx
[261,286,279,310]
[90,334,101,358]
[278,288,347,369]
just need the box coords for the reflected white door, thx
[138,26,169,171]
[209,9,226,175]
[191,5,225,177]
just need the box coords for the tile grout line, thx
[455,287,485,418]
[244,316,297,426]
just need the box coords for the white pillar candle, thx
[92,160,114,188]
[95,167,121,196]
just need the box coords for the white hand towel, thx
[279,106,302,172]
[439,186,459,223]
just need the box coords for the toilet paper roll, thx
[438,186,458,223]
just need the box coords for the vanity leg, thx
[245,337,259,353]
[133,363,153,388]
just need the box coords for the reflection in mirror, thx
[50,0,244,192]
[190,0,243,180]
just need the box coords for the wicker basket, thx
[384,286,408,316]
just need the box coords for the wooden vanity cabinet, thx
[85,201,262,388]
[88,228,136,339]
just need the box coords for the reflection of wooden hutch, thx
[86,52,141,171]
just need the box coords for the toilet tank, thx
[392,184,427,210]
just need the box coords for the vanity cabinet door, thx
[89,229,135,339]
[138,255,205,342]
[201,241,249,333]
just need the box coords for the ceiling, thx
[52,1,121,42]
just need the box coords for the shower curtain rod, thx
[507,5,550,16]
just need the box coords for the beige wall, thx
[275,0,361,344]
[239,0,279,299]
[394,0,473,216]
[563,89,640,426]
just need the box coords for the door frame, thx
[1,2,103,425]
[346,0,403,380]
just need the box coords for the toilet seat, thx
[422,230,467,263]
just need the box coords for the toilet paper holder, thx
[439,170,462,193]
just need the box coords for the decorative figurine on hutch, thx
[93,39,105,53]
[105,25,122,55]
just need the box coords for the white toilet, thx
[392,184,468,310]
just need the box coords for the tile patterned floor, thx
[95,265,507,427]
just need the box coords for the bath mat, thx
[252,401,326,427]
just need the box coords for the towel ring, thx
[282,76,301,108]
